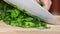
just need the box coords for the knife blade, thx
[4,0,60,25]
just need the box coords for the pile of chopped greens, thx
[0,1,48,29]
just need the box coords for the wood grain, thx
[0,16,60,34]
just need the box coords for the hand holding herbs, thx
[0,1,48,29]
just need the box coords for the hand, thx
[36,0,52,10]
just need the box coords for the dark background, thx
[50,0,60,15]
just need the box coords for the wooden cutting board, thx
[0,16,60,34]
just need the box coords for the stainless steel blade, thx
[4,0,60,25]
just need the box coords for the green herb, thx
[39,2,45,6]
[0,1,48,29]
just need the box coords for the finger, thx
[40,0,48,5]
[40,0,52,5]
[40,0,52,10]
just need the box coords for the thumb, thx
[40,0,52,10]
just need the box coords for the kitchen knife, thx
[4,0,60,25]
